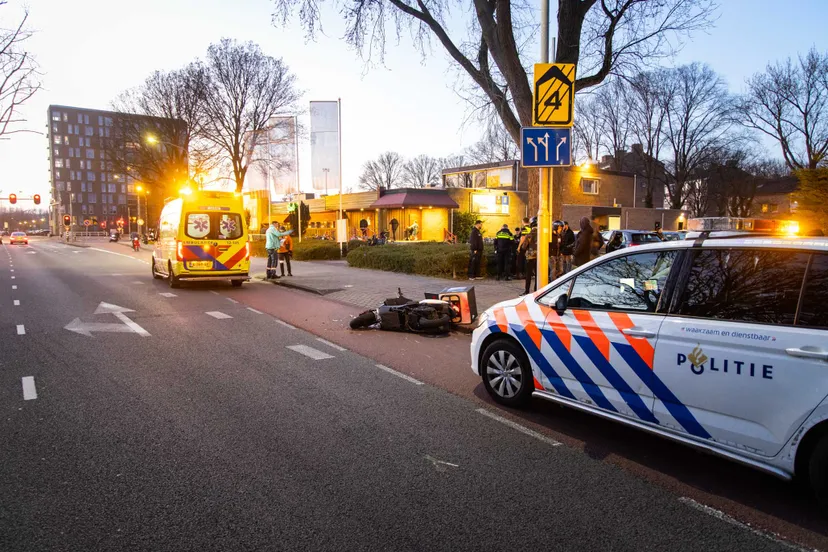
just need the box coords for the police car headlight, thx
[475,311,490,329]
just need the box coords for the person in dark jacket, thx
[560,221,575,274]
[494,224,514,281]
[519,219,538,295]
[468,220,484,280]
[606,232,623,254]
[515,217,531,278]
[573,216,593,267]
[511,226,521,276]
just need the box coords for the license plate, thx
[188,261,213,270]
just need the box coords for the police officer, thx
[494,224,514,281]
[515,217,531,278]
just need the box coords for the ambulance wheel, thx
[168,262,180,289]
[481,338,533,408]
[151,258,162,279]
[231,280,243,288]
[808,435,828,508]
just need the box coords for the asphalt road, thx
[0,238,813,551]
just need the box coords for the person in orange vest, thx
[278,225,294,277]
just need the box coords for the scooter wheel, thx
[350,311,377,329]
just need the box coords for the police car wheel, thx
[808,435,828,508]
[481,339,533,407]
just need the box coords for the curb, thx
[62,241,91,248]
[258,276,344,296]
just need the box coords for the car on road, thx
[471,234,828,506]
[662,231,686,241]
[9,231,28,245]
[604,229,663,250]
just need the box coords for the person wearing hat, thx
[515,217,531,279]
[560,221,575,274]
[494,223,515,281]
[518,217,539,294]
[511,226,521,277]
[468,219,484,280]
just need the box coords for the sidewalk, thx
[248,256,526,314]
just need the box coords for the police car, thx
[471,229,828,504]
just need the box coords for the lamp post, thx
[135,185,149,235]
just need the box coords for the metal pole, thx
[295,115,302,242]
[267,128,272,228]
[536,0,551,288]
[338,98,344,254]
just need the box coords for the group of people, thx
[467,216,603,296]
[265,221,295,280]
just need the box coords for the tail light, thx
[245,241,250,260]
[176,240,184,261]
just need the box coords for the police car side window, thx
[797,254,828,330]
[567,250,677,313]
[677,249,809,325]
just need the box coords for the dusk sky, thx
[2,0,827,200]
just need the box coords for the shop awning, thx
[369,189,459,209]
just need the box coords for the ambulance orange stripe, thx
[608,312,655,369]
[572,310,611,361]
[514,302,543,351]
[492,307,509,334]
[540,305,572,352]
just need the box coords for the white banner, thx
[243,116,298,197]
[310,101,340,194]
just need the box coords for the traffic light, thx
[8,193,16,204]
[33,194,41,205]
[63,215,70,227]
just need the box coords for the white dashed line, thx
[274,319,296,330]
[226,298,239,304]
[316,338,347,352]
[209,291,220,296]
[16,324,25,335]
[11,276,15,279]
[206,311,232,319]
[286,344,334,360]
[132,281,145,285]
[22,377,37,400]
[475,408,561,446]
[677,497,809,551]
[13,300,20,306]
[12,285,17,289]
[375,364,424,386]
[246,307,263,314]
[159,292,177,298]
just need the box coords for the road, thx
[0,238,820,551]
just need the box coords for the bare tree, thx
[626,70,668,207]
[573,95,604,162]
[402,154,442,187]
[661,63,736,210]
[273,0,716,211]
[466,124,519,164]
[594,78,630,170]
[200,39,301,193]
[359,151,405,190]
[739,48,828,170]
[0,2,40,137]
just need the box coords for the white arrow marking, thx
[556,136,567,161]
[64,302,150,337]
[111,311,151,337]
[94,302,135,315]
[526,137,539,162]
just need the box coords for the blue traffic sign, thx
[520,127,571,167]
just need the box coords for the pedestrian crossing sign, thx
[533,63,575,127]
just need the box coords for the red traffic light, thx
[63,215,71,226]
[100,221,106,228]
[8,193,16,204]
[33,194,41,205]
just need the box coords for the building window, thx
[85,126,93,136]
[98,127,104,137]
[118,194,126,205]
[56,182,65,192]
[81,182,86,192]
[85,137,90,147]
[761,203,769,213]
[63,136,69,145]
[52,124,58,133]
[104,117,112,127]
[102,194,108,204]
[81,204,87,215]
[120,185,126,194]
[78,137,83,146]
[105,127,110,138]
[53,148,60,157]
[88,193,97,204]
[75,147,80,157]
[77,113,83,124]
[53,135,61,145]
[51,111,61,122]
[62,113,68,123]
[67,148,73,158]
[110,205,117,214]
[87,171,96,181]
[771,204,779,213]
[84,114,89,125]
[66,182,72,192]
[74,124,79,135]
[55,170,62,179]
[101,183,106,192]
[98,115,103,126]
[581,178,600,195]
[86,149,95,159]
[55,159,64,168]
[69,170,75,180]
[108,183,116,193]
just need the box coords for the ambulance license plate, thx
[188,261,213,270]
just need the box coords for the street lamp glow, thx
[179,187,193,196]
[136,185,143,192]
[145,134,159,145]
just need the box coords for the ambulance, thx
[152,189,250,288]
[471,228,828,505]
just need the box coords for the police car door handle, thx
[621,328,656,339]
[786,347,828,361]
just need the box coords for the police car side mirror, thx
[555,294,569,315]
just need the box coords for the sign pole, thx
[537,0,551,289]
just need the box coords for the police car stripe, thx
[513,327,576,400]
[541,308,572,351]
[614,343,712,439]
[572,310,612,360]
[574,335,660,424]
[540,327,617,412]
[608,312,655,369]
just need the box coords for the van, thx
[152,190,250,288]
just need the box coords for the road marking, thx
[132,281,145,285]
[226,298,239,304]
[10,269,13,272]
[246,307,263,314]
[375,364,424,386]
[274,319,296,330]
[475,408,562,446]
[72,251,82,254]
[206,311,232,319]
[16,324,25,335]
[14,300,20,306]
[12,285,17,289]
[11,276,15,279]
[424,455,459,472]
[209,291,220,296]
[677,497,809,551]
[159,292,177,298]
[110,273,123,276]
[22,377,37,400]
[64,302,151,337]
[316,338,347,352]
[286,344,334,360]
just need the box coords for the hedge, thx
[346,242,497,279]
[249,239,342,260]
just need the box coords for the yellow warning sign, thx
[533,63,575,127]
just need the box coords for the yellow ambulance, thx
[152,189,250,288]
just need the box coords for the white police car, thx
[471,234,828,504]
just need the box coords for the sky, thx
[1,0,828,201]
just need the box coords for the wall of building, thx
[559,167,635,207]
[753,193,793,218]
[621,208,686,231]
[448,188,529,238]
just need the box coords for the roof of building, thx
[369,188,460,209]
[754,176,799,196]
[442,159,516,176]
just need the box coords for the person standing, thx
[560,221,575,274]
[265,221,292,280]
[519,218,538,295]
[511,226,522,277]
[549,221,562,281]
[516,217,531,279]
[590,215,604,257]
[654,222,665,241]
[494,224,514,281]
[468,220,484,280]
[606,232,624,253]
[278,225,294,277]
[573,216,594,268]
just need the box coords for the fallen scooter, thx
[350,288,457,334]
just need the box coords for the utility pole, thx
[536,0,551,288]
[294,115,302,242]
